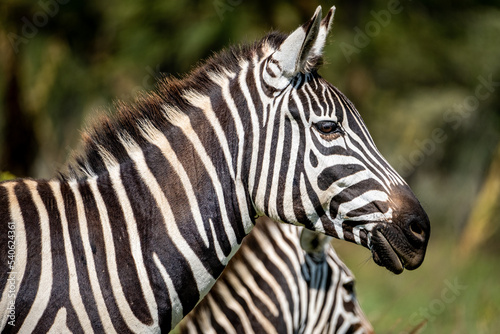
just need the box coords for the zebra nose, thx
[395,198,430,250]
[400,200,430,250]
[401,209,430,270]
[388,185,430,270]
[390,185,430,245]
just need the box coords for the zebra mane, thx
[59,32,291,181]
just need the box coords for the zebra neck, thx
[104,88,259,329]
[52,57,260,330]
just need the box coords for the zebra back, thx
[177,217,373,334]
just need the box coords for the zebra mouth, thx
[370,228,406,274]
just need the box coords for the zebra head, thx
[252,6,430,274]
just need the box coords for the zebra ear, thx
[300,228,332,257]
[264,6,335,90]
[310,6,336,62]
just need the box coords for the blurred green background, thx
[1,0,499,332]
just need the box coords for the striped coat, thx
[178,218,373,334]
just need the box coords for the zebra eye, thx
[314,121,339,135]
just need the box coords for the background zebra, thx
[1,6,429,333]
[177,217,374,334]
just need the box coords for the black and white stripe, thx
[178,217,374,334]
[0,5,429,333]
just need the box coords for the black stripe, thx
[317,164,366,191]
[12,181,42,329]
[276,115,293,223]
[245,65,264,126]
[0,184,11,299]
[346,200,389,218]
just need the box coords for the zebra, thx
[0,5,429,333]
[177,217,374,334]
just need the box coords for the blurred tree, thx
[1,3,38,177]
[460,142,500,256]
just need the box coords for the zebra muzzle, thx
[367,185,431,274]
[370,218,429,274]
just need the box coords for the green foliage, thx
[333,237,500,333]
[0,171,15,182]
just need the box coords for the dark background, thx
[1,0,499,332]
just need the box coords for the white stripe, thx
[332,90,394,191]
[319,167,384,203]
[181,92,235,181]
[205,294,237,334]
[182,319,198,334]
[265,223,303,332]
[19,180,53,332]
[299,173,323,232]
[311,260,339,334]
[353,226,362,245]
[343,135,392,192]
[209,219,227,265]
[241,248,291,330]
[153,252,182,328]
[304,83,325,117]
[0,182,27,332]
[47,307,71,333]
[195,307,217,334]
[339,190,389,214]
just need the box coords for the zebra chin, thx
[369,225,424,274]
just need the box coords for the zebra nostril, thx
[410,221,425,240]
